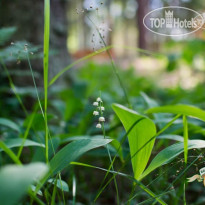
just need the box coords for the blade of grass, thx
[183,115,188,205]
[0,57,27,115]
[0,141,22,165]
[71,162,167,205]
[49,45,113,86]
[49,44,163,87]
[86,15,131,108]
[97,118,145,195]
[159,155,200,204]
[17,107,37,159]
[99,95,120,205]
[43,0,50,164]
[58,173,66,205]
[25,49,56,161]
[51,178,57,205]
[183,115,188,164]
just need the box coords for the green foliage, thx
[0,163,48,205]
[140,140,205,180]
[147,104,205,122]
[0,117,20,132]
[112,104,156,180]
[49,138,112,176]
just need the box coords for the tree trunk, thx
[0,0,70,83]
[137,0,149,50]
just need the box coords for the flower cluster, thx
[93,97,105,129]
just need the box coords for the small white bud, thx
[96,123,102,128]
[93,111,99,116]
[100,106,105,111]
[93,102,98,106]
[96,97,102,102]
[99,117,105,122]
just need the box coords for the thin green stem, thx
[183,115,188,205]
[183,115,188,164]
[26,50,56,160]
[86,15,131,108]
[17,110,36,159]
[0,57,28,116]
[0,141,22,165]
[43,0,50,164]
[98,95,120,205]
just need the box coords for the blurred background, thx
[1,0,205,123]
[1,0,205,90]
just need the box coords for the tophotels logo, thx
[143,6,205,36]
[150,10,199,29]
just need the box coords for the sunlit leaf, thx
[146,104,205,122]
[112,104,156,180]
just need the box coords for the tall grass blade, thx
[43,0,50,163]
[49,45,113,86]
[0,58,28,115]
[183,115,188,164]
[0,141,21,165]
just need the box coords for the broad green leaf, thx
[0,163,48,205]
[48,178,69,192]
[0,118,20,132]
[35,139,112,198]
[49,138,112,175]
[0,139,45,152]
[61,135,123,161]
[141,92,170,129]
[139,140,205,180]
[32,137,60,162]
[146,104,205,122]
[112,104,156,180]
